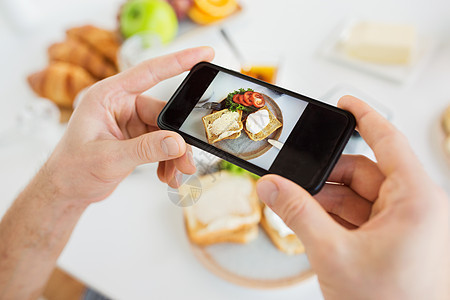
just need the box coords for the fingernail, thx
[161,137,180,156]
[187,150,195,167]
[256,180,279,206]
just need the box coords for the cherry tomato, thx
[233,94,241,104]
[250,92,265,108]
[243,91,253,106]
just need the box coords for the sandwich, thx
[183,171,261,246]
[260,204,305,255]
[202,109,243,144]
[244,106,282,141]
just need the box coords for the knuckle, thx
[136,136,157,162]
[279,197,307,229]
[354,154,370,166]
[147,65,162,85]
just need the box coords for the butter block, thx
[343,22,417,65]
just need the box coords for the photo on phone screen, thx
[159,62,355,194]
[179,71,307,171]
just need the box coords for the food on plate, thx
[219,160,259,180]
[188,0,237,25]
[194,0,237,17]
[119,0,178,44]
[66,25,120,65]
[343,21,417,65]
[27,62,95,109]
[188,5,223,25]
[27,25,120,122]
[166,0,193,20]
[183,171,261,246]
[226,88,264,112]
[260,205,305,255]
[244,107,282,141]
[48,39,117,80]
[202,109,243,144]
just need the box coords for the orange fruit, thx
[194,0,237,18]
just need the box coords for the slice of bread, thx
[244,106,282,141]
[202,109,243,144]
[183,172,261,246]
[260,205,305,255]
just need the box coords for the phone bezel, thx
[157,62,355,194]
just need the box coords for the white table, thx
[0,0,449,299]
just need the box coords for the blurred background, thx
[0,0,450,299]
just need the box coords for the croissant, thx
[48,38,117,80]
[27,62,95,108]
[66,25,120,65]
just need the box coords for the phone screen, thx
[180,70,307,171]
[158,62,355,194]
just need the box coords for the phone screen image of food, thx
[179,71,308,171]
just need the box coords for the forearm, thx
[0,164,87,299]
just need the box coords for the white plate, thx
[188,225,314,289]
[319,20,438,84]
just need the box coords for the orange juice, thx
[240,65,278,84]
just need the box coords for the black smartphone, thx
[158,62,355,194]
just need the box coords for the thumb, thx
[256,175,344,249]
[121,130,187,168]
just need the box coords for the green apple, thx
[120,0,178,44]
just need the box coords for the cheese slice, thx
[343,22,417,65]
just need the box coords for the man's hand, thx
[0,47,214,299]
[256,96,450,300]
[48,46,214,204]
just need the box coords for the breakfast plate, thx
[181,156,314,289]
[187,225,314,289]
[212,94,283,160]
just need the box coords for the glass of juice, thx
[240,65,278,84]
[237,41,281,84]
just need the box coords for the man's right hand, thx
[257,96,450,300]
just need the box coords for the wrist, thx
[24,161,90,213]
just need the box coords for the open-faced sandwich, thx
[202,109,243,144]
[244,107,283,141]
[183,171,261,246]
[201,88,283,146]
[260,204,305,255]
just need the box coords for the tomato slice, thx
[250,92,265,108]
[232,94,241,104]
[243,91,253,106]
[238,94,246,106]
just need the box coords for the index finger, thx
[114,46,214,94]
[338,95,419,176]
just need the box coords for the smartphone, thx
[158,62,355,194]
